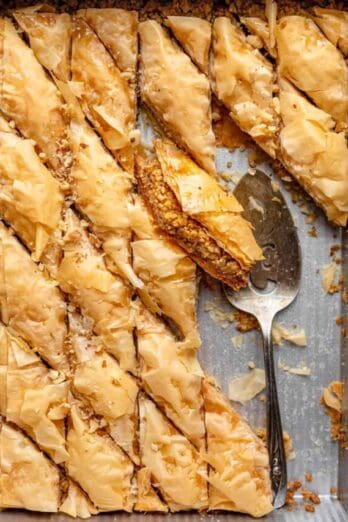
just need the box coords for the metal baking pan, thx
[1,1,347,521]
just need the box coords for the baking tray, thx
[1,1,347,520]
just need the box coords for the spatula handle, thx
[261,318,287,509]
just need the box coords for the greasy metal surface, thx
[224,170,303,507]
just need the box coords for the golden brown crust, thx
[135,152,249,291]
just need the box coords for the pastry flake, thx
[0,222,68,371]
[276,16,348,126]
[13,10,71,81]
[313,7,348,56]
[136,302,204,447]
[0,324,69,463]
[212,16,278,158]
[56,210,136,372]
[135,150,251,290]
[71,17,135,173]
[0,18,71,177]
[0,422,60,512]
[66,404,134,512]
[139,20,215,174]
[155,140,263,270]
[203,379,273,517]
[0,116,63,261]
[138,395,208,511]
[166,16,211,73]
[278,78,348,226]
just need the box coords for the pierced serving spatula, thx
[224,170,301,509]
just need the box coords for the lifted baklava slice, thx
[165,16,211,73]
[139,20,215,174]
[130,194,200,347]
[138,395,208,511]
[0,18,71,178]
[71,17,135,173]
[135,141,263,290]
[313,7,348,56]
[0,116,63,261]
[0,223,68,371]
[276,16,348,127]
[212,16,278,159]
[56,210,136,373]
[136,303,204,448]
[0,324,69,464]
[203,379,273,518]
[13,8,71,81]
[0,422,60,513]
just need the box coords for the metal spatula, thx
[224,170,301,509]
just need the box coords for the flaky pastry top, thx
[313,7,348,56]
[139,20,215,174]
[276,16,348,126]
[166,16,211,73]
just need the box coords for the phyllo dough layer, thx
[278,78,348,226]
[66,404,134,512]
[212,16,278,158]
[0,422,60,512]
[313,7,348,56]
[136,303,204,447]
[166,16,211,73]
[13,9,72,81]
[71,16,135,173]
[139,395,208,511]
[57,210,136,373]
[0,18,71,177]
[276,15,348,127]
[130,195,200,348]
[203,380,273,518]
[139,20,215,174]
[0,116,63,261]
[0,223,68,371]
[0,325,69,464]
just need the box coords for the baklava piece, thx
[276,16,348,127]
[138,395,208,511]
[60,480,99,519]
[71,17,135,173]
[166,16,211,73]
[69,312,139,463]
[203,379,273,518]
[130,195,200,347]
[278,78,348,226]
[139,20,215,174]
[13,8,71,81]
[0,324,69,464]
[57,210,136,372]
[212,16,278,159]
[136,303,205,448]
[78,8,138,101]
[0,18,71,178]
[66,404,134,512]
[135,468,168,512]
[0,422,60,513]
[313,7,348,56]
[135,141,263,290]
[0,116,63,261]
[0,223,68,371]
